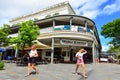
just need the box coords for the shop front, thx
[40,38,94,63]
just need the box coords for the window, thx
[63,25,70,30]
[53,13,59,16]
[46,52,51,56]
[45,15,51,18]
[61,51,66,56]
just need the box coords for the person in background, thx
[74,48,87,78]
[25,45,39,77]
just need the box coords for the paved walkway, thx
[0,63,93,80]
[86,63,120,80]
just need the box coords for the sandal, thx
[25,74,30,77]
[83,75,87,78]
[74,72,78,75]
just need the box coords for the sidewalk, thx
[0,63,93,80]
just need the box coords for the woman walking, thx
[25,45,39,77]
[74,48,87,78]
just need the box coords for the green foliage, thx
[0,24,11,47]
[101,18,120,48]
[0,61,4,70]
[0,52,2,56]
[10,20,39,49]
[107,45,120,59]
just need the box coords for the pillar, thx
[85,20,87,32]
[92,41,95,64]
[51,19,55,64]
[70,16,73,30]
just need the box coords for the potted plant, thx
[0,52,2,61]
[0,61,4,70]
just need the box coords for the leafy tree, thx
[10,20,39,51]
[0,24,11,47]
[101,18,120,47]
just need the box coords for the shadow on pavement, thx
[78,69,94,80]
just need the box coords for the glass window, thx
[63,25,70,30]
[61,51,66,56]
[45,15,51,18]
[78,27,83,32]
[46,52,51,56]
[53,13,59,16]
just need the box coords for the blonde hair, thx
[79,48,85,52]
[31,45,36,50]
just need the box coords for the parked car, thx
[100,58,108,62]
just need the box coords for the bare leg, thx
[75,64,80,74]
[31,63,38,74]
[81,64,87,77]
[26,63,30,76]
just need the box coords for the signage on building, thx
[60,39,88,46]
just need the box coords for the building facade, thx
[8,1,101,63]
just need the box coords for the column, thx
[51,19,55,64]
[15,48,18,58]
[92,41,95,64]
[70,17,73,30]
[85,20,87,32]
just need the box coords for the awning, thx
[25,40,51,49]
[7,44,16,48]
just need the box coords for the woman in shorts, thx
[25,45,39,77]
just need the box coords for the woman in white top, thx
[25,45,38,77]
[74,48,87,78]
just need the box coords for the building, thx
[8,1,101,63]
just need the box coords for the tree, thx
[0,24,11,47]
[101,18,120,47]
[10,20,39,50]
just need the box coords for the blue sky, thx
[0,0,120,51]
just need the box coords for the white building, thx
[8,1,101,63]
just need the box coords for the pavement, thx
[0,62,93,80]
[86,63,120,80]
[1,62,120,80]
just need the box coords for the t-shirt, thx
[29,50,37,58]
[75,52,86,59]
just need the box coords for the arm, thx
[83,50,87,54]
[75,52,79,58]
[75,52,81,58]
[34,50,38,57]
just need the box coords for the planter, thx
[0,61,5,70]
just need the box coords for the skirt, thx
[76,58,84,65]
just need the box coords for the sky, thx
[0,0,120,51]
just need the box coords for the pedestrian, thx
[25,45,39,77]
[74,48,87,78]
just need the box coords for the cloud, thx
[0,0,63,26]
[0,0,120,26]
[102,0,120,15]
[102,45,109,51]
[82,10,99,19]
[99,35,105,39]
[73,0,108,19]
